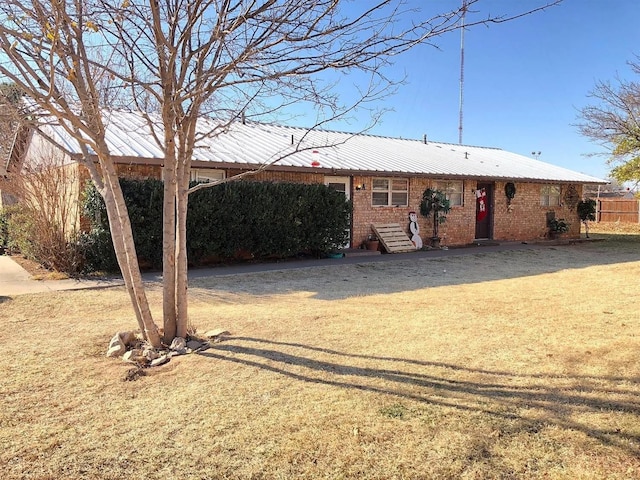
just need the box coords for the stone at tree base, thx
[169,337,187,354]
[143,348,159,361]
[150,355,169,367]
[106,333,126,357]
[122,349,146,364]
[119,331,137,347]
[106,331,140,357]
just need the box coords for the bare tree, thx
[0,0,562,347]
[0,148,85,272]
[578,58,640,188]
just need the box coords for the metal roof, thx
[40,109,604,184]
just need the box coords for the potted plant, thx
[577,199,596,238]
[365,233,379,251]
[419,188,451,248]
[548,217,570,239]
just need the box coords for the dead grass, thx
[1,233,640,479]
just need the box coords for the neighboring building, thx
[583,182,636,199]
[4,110,605,248]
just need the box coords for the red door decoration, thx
[475,188,487,222]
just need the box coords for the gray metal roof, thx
[41,109,604,184]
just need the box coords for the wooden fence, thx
[597,198,640,223]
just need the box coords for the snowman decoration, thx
[409,211,422,249]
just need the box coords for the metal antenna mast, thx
[458,0,467,145]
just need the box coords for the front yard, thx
[1,226,639,479]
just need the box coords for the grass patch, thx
[379,403,410,419]
[1,234,640,479]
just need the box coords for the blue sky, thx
[319,0,640,181]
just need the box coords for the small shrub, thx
[3,204,84,273]
[548,217,570,234]
[577,199,597,238]
[0,209,10,254]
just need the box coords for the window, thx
[434,180,464,207]
[190,169,225,184]
[372,178,408,207]
[540,184,561,206]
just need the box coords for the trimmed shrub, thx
[82,179,351,272]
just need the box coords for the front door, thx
[324,176,351,248]
[474,182,493,240]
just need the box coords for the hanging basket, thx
[505,182,516,204]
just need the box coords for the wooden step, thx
[371,223,416,253]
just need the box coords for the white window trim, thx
[372,177,409,207]
[190,168,225,184]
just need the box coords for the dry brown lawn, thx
[1,223,640,479]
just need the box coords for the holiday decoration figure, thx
[408,211,422,249]
[475,188,487,222]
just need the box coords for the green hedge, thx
[82,179,351,272]
[0,209,9,254]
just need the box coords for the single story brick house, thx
[5,110,604,249]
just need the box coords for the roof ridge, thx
[239,118,503,151]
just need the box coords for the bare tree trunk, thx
[175,172,190,339]
[162,161,177,343]
[97,157,162,348]
[161,154,188,341]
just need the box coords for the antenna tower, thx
[458,0,467,145]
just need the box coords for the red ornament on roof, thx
[311,150,321,167]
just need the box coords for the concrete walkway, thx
[0,241,555,297]
[0,255,124,296]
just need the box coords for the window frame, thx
[434,180,464,207]
[540,184,561,206]
[371,177,409,207]
[190,168,225,184]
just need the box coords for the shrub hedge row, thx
[82,179,352,272]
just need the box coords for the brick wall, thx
[351,176,477,248]
[115,164,162,180]
[226,169,324,184]
[352,177,583,248]
[492,181,582,241]
[112,165,323,184]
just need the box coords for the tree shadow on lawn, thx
[199,336,640,456]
